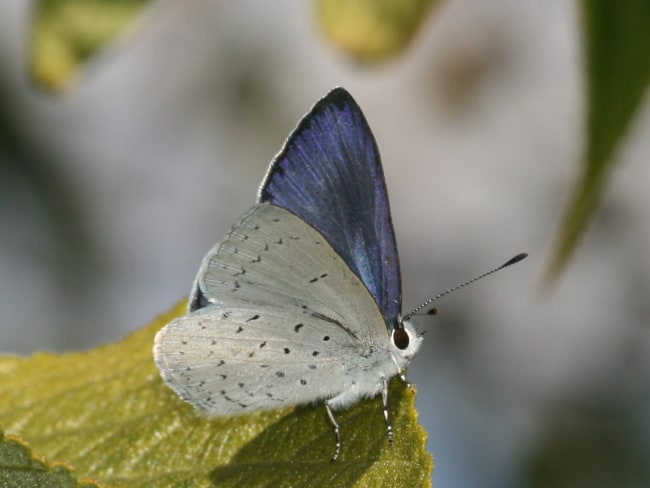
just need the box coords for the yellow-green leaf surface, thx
[30,0,152,92]
[316,0,438,62]
[0,302,433,487]
[546,0,650,281]
[0,427,99,488]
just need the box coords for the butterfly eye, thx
[392,328,410,350]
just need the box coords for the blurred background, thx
[1,1,649,486]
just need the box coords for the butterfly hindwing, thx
[259,88,402,329]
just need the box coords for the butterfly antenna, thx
[403,253,528,321]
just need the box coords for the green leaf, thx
[1,302,433,487]
[316,0,439,62]
[546,0,650,281]
[0,427,99,487]
[30,0,152,92]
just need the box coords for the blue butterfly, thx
[154,87,526,460]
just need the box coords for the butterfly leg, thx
[381,377,393,445]
[400,371,415,392]
[325,402,341,461]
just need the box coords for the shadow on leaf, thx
[210,381,415,487]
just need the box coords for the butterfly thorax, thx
[325,318,422,411]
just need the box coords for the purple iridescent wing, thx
[258,87,401,329]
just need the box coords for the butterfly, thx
[155,87,423,460]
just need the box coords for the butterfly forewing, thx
[154,204,393,415]
[259,88,402,328]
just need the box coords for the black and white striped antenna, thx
[403,253,528,322]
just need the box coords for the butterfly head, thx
[389,317,423,370]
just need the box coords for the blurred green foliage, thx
[316,0,438,62]
[546,0,650,281]
[28,0,650,280]
[0,428,99,488]
[30,0,150,91]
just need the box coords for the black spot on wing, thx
[308,273,328,284]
